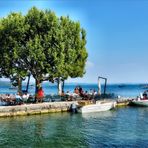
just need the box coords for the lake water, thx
[0,82,148,147]
[0,107,148,147]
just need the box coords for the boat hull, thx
[78,101,116,113]
[130,100,148,107]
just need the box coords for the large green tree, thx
[0,7,88,95]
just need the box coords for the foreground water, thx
[0,107,148,147]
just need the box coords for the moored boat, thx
[130,91,148,107]
[118,84,126,88]
[78,100,116,113]
[130,99,148,107]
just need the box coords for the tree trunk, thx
[18,77,22,95]
[26,73,31,93]
[35,79,41,93]
[57,77,62,95]
[35,79,41,102]
[62,80,65,93]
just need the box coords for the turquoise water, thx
[0,107,148,147]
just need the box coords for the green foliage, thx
[0,13,27,83]
[0,7,88,91]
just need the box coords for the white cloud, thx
[86,60,94,68]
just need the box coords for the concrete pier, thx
[0,98,134,117]
[0,102,75,117]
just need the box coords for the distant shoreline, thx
[0,80,148,85]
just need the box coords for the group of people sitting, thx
[61,86,98,101]
[0,92,31,105]
[0,87,45,105]
[0,85,98,105]
[74,86,97,98]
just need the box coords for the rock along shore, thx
[0,101,76,117]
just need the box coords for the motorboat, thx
[130,99,148,107]
[78,100,116,113]
[118,84,126,88]
[130,91,148,107]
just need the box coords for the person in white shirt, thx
[22,93,29,103]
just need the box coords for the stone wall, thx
[0,101,76,117]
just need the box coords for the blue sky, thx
[1,0,148,83]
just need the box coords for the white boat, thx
[78,100,116,113]
[130,91,148,107]
[130,99,148,107]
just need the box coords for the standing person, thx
[37,87,44,103]
[79,86,85,98]
[79,86,83,94]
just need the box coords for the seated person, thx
[60,90,65,97]
[93,89,97,96]
[60,91,66,101]
[22,93,30,103]
[79,87,83,94]
[15,92,23,104]
[74,87,79,95]
[79,90,85,98]
[5,94,11,102]
[142,92,147,100]
[5,94,15,105]
[65,91,71,96]
[88,89,93,95]
[65,91,72,101]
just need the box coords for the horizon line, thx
[1,79,148,85]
